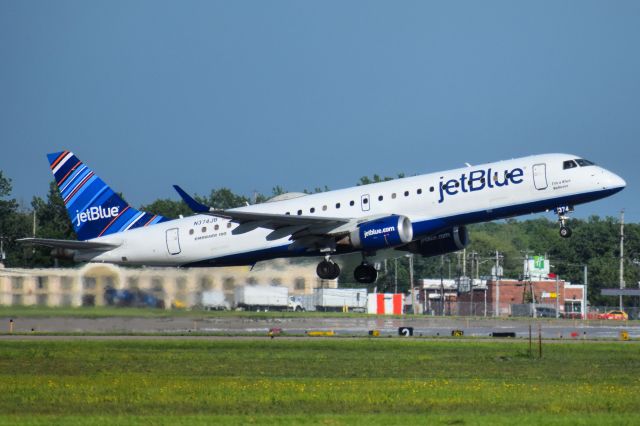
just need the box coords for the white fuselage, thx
[78,153,625,267]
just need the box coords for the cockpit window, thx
[563,160,578,170]
[575,159,595,167]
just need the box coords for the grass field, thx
[1,338,639,425]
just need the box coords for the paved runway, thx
[2,315,638,340]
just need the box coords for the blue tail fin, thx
[47,151,167,240]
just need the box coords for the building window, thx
[37,276,48,290]
[272,278,282,286]
[223,277,235,290]
[176,277,187,290]
[247,277,258,285]
[294,278,306,291]
[127,276,139,289]
[151,277,164,292]
[61,276,73,291]
[11,277,23,290]
[83,277,96,290]
[36,294,48,306]
[199,276,213,291]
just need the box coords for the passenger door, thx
[166,228,181,255]
[532,163,548,190]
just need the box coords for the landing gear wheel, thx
[317,260,340,280]
[354,263,378,284]
[559,226,572,238]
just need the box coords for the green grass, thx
[0,339,639,425]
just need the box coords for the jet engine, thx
[409,226,469,257]
[350,215,413,251]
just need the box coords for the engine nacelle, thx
[412,226,469,257]
[350,215,413,251]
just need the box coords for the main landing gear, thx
[354,262,377,284]
[315,256,378,284]
[556,206,574,238]
[316,256,341,280]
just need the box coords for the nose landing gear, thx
[556,206,574,238]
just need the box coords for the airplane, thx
[20,151,626,284]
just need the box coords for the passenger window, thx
[297,210,302,215]
[310,207,315,213]
[215,224,219,231]
[336,202,341,209]
[189,229,194,235]
[201,227,207,233]
[429,187,434,192]
[285,212,290,215]
[563,160,577,170]
[227,223,232,228]
[417,188,422,195]
[349,201,354,206]
[323,205,328,211]
[378,195,383,201]
[392,193,397,199]
[404,191,409,197]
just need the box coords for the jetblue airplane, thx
[20,151,625,283]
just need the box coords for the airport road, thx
[1,315,639,340]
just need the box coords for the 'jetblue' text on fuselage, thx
[438,167,524,203]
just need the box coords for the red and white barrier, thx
[367,293,404,315]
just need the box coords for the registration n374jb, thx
[21,151,625,283]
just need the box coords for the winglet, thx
[173,185,211,213]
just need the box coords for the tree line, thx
[1,170,637,305]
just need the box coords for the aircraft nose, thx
[606,171,626,189]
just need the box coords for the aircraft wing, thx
[17,238,120,251]
[173,185,371,247]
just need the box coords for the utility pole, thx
[394,258,398,294]
[440,255,445,316]
[583,264,588,319]
[620,209,625,311]
[555,273,560,319]
[409,254,416,314]
[495,251,501,317]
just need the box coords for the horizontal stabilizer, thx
[17,238,119,251]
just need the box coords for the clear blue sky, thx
[1,1,638,221]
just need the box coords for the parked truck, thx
[201,290,231,311]
[314,288,368,312]
[234,285,304,311]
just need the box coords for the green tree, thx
[139,199,192,219]
[0,171,31,266]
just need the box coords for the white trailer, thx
[234,285,292,311]
[201,290,230,311]
[314,288,368,312]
